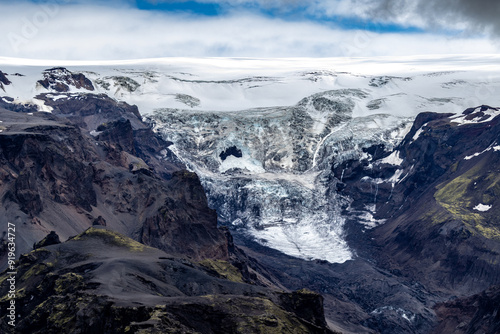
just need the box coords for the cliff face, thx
[0,93,228,263]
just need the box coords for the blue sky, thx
[0,0,498,59]
[134,0,424,33]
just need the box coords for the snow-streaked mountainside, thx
[1,55,500,263]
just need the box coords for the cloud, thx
[360,0,500,36]
[145,0,500,36]
[0,1,498,60]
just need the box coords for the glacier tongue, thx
[148,89,412,263]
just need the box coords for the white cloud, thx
[0,2,498,60]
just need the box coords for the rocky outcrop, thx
[0,228,335,334]
[0,70,10,91]
[432,285,500,334]
[37,67,94,92]
[0,95,227,264]
[0,96,38,113]
[36,93,142,130]
[140,170,228,261]
[33,231,60,249]
[1,121,98,215]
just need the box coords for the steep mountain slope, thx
[336,106,500,296]
[0,227,334,334]
[0,92,228,265]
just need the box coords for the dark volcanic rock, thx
[33,231,61,249]
[140,170,229,261]
[0,123,98,215]
[339,108,500,297]
[0,228,335,334]
[0,99,223,265]
[37,67,94,92]
[92,216,107,226]
[0,96,38,113]
[233,235,438,334]
[96,118,136,155]
[0,70,10,91]
[36,93,142,130]
[432,285,500,334]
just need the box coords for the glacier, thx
[147,93,413,263]
[1,55,500,263]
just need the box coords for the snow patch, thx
[219,155,265,174]
[31,98,53,112]
[357,211,386,229]
[45,94,69,101]
[474,203,492,212]
[411,122,428,142]
[388,169,404,183]
[380,151,403,165]
[452,106,500,126]
[464,143,500,160]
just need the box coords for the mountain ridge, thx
[0,61,500,333]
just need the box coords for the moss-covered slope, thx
[0,228,335,334]
[367,108,500,295]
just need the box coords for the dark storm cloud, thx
[366,0,500,35]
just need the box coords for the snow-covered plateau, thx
[1,55,500,263]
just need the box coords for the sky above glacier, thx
[0,0,499,59]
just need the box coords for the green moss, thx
[486,173,500,190]
[72,227,147,252]
[21,262,54,281]
[55,273,84,294]
[434,163,500,239]
[0,287,26,302]
[295,288,317,295]
[48,302,76,328]
[475,224,500,239]
[435,174,474,210]
[234,297,311,334]
[31,247,51,255]
[199,259,244,283]
[482,193,494,205]
[450,161,459,173]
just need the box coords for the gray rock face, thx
[0,94,228,266]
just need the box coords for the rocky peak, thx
[0,70,11,91]
[33,231,61,249]
[37,67,94,92]
[96,118,136,155]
